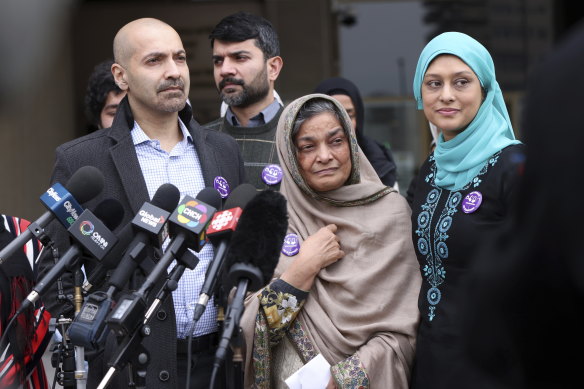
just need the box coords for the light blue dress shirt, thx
[131,119,217,338]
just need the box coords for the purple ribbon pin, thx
[213,176,230,198]
[282,233,300,256]
[461,191,483,214]
[261,164,283,186]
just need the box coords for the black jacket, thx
[37,96,245,388]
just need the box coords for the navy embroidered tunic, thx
[408,144,525,388]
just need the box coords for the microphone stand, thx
[230,329,244,389]
[73,268,87,389]
[43,242,79,389]
[217,283,247,389]
[212,262,264,389]
[97,250,199,389]
[50,316,77,389]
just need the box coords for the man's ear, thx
[267,56,283,83]
[112,63,129,91]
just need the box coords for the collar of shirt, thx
[225,98,282,127]
[130,119,193,152]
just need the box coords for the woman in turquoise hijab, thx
[407,32,525,388]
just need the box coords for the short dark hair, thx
[84,59,122,129]
[209,11,280,59]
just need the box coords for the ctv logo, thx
[177,200,208,227]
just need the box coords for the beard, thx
[156,78,188,112]
[219,65,270,108]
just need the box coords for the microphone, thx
[212,190,288,371]
[81,223,134,293]
[95,188,221,389]
[190,183,257,326]
[0,165,104,265]
[105,187,220,338]
[142,187,222,325]
[84,183,181,293]
[10,198,123,319]
[67,184,180,350]
[136,187,220,295]
[167,188,220,253]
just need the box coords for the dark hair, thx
[84,59,122,130]
[209,11,280,60]
[291,98,344,141]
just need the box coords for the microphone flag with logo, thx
[69,184,180,350]
[190,183,257,326]
[0,165,104,265]
[83,183,180,293]
[9,198,124,317]
[168,190,219,252]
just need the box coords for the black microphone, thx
[105,188,219,339]
[81,223,134,293]
[69,184,180,351]
[143,187,222,325]
[83,183,181,293]
[190,183,257,326]
[134,187,220,298]
[0,165,104,265]
[212,190,288,371]
[14,198,123,316]
[96,188,221,389]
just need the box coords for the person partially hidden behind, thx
[314,77,399,189]
[84,59,126,132]
[240,94,421,388]
[0,214,51,389]
[205,11,284,190]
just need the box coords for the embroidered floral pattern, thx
[253,300,370,387]
[253,282,371,387]
[416,151,503,321]
[259,285,305,345]
[287,319,318,362]
[253,284,308,388]
[330,353,370,389]
[252,310,271,389]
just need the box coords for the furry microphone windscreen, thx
[225,189,288,288]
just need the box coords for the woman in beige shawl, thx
[241,94,421,388]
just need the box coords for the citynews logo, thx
[139,209,165,228]
[79,220,109,250]
[64,201,80,225]
[46,187,62,202]
[210,210,233,230]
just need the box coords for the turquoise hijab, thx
[413,31,521,191]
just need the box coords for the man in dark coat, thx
[38,18,244,389]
